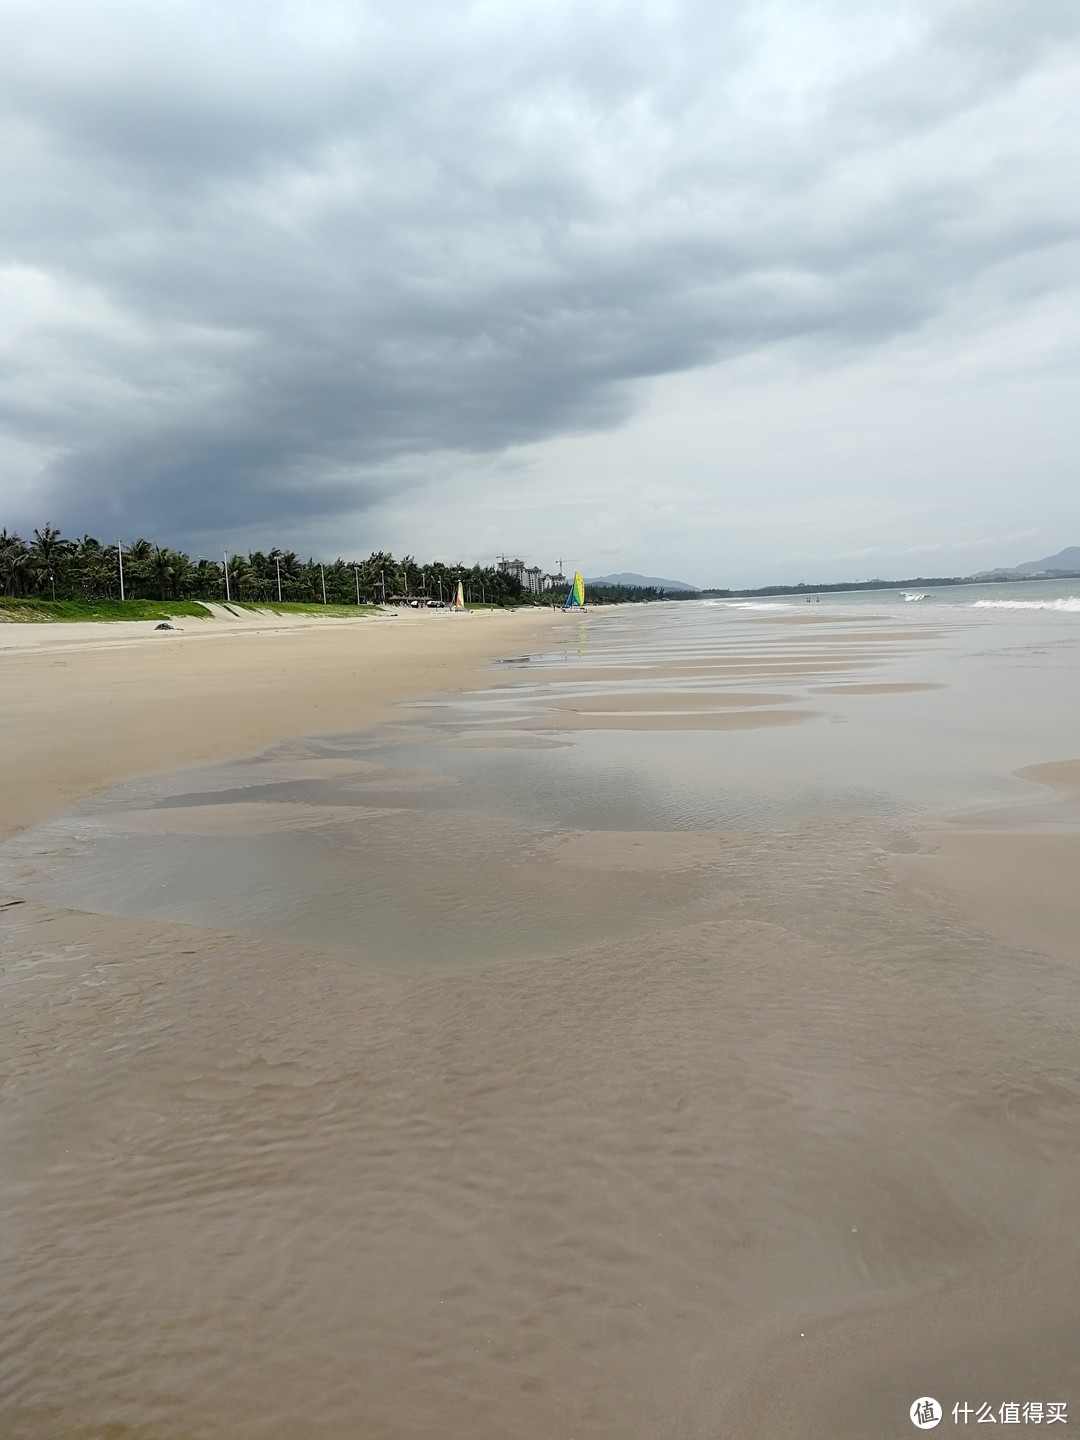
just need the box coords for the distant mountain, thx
[1015,546,1080,574]
[588,571,698,591]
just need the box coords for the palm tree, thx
[226,553,252,600]
[169,552,194,599]
[192,558,221,597]
[151,546,175,601]
[74,535,103,597]
[30,524,74,597]
[278,550,302,600]
[125,538,154,599]
[243,551,270,601]
[0,530,31,597]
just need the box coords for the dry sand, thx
[0,607,559,842]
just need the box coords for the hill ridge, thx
[587,571,697,591]
[1014,545,1080,574]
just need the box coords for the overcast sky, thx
[2,0,1078,586]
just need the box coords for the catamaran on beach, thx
[563,570,586,610]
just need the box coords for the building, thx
[496,556,526,585]
[498,556,564,594]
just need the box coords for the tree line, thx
[0,525,536,606]
[585,581,699,602]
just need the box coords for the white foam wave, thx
[716,601,799,611]
[972,596,1080,612]
[900,592,926,601]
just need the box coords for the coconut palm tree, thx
[30,524,74,597]
[0,530,31,596]
[226,553,252,600]
[246,551,272,601]
[278,550,303,600]
[191,558,221,597]
[125,538,154,599]
[169,551,194,599]
[151,546,175,601]
[73,535,109,597]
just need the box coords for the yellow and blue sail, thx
[563,571,585,610]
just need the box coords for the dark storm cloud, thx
[1,0,1078,548]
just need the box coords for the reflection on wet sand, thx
[1,600,1078,1439]
[506,706,820,730]
[813,681,945,695]
[893,758,1080,967]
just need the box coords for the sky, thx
[2,0,1079,588]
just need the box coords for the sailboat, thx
[452,580,466,610]
[563,571,586,611]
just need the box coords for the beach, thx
[0,606,559,843]
[1,590,1078,1438]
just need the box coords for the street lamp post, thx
[320,564,327,604]
[275,556,282,603]
[223,550,231,602]
[118,539,125,601]
[355,565,361,605]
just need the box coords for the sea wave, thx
[713,601,800,611]
[972,596,1080,612]
[900,592,927,602]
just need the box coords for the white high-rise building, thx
[496,556,526,584]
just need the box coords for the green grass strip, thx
[0,598,215,623]
[228,601,384,617]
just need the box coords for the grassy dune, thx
[229,601,384,617]
[0,597,215,623]
[1,597,474,623]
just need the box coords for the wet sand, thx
[893,758,1080,967]
[0,606,559,842]
[2,600,1078,1438]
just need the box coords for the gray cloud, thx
[2,0,1079,567]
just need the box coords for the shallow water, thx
[2,595,1079,1438]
